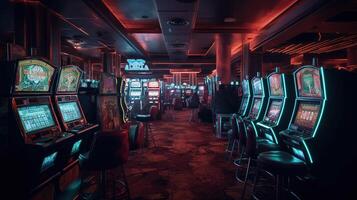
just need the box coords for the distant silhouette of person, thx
[189,90,200,122]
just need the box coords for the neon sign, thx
[125,59,149,71]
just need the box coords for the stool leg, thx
[121,166,131,200]
[241,157,252,200]
[276,175,280,200]
[252,167,261,196]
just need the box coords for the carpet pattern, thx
[125,109,248,200]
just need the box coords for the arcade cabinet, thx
[0,58,75,198]
[266,65,357,198]
[255,69,294,150]
[242,73,268,136]
[147,80,160,106]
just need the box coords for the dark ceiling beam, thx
[310,22,357,33]
[127,28,162,34]
[193,24,257,33]
[251,0,343,51]
[83,0,148,58]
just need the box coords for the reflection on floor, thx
[125,109,247,200]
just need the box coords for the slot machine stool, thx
[136,114,157,148]
[251,151,306,200]
[79,131,130,200]
[226,114,239,160]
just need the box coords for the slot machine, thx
[256,69,294,146]
[0,58,75,196]
[147,81,160,106]
[128,79,142,103]
[97,73,121,132]
[278,66,357,197]
[237,78,252,118]
[53,65,99,158]
[242,73,268,135]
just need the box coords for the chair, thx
[79,130,130,199]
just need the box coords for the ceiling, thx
[4,0,356,77]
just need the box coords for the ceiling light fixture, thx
[224,17,236,23]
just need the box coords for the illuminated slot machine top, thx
[97,73,121,132]
[54,65,99,135]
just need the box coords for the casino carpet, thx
[124,109,249,200]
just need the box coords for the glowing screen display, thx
[148,91,159,96]
[125,59,149,71]
[296,68,322,98]
[131,81,141,88]
[130,91,142,96]
[264,100,282,123]
[242,80,249,96]
[148,81,159,88]
[269,74,283,96]
[18,104,56,134]
[15,59,55,92]
[57,66,81,92]
[249,99,262,118]
[252,78,263,95]
[293,103,320,130]
[58,102,82,122]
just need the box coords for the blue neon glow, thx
[41,152,57,172]
[125,59,149,71]
[71,140,82,155]
[302,140,313,164]
[312,67,327,138]
[292,147,305,160]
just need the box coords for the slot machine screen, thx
[264,100,282,123]
[17,104,56,134]
[58,101,82,122]
[130,91,141,96]
[296,68,322,98]
[148,81,159,88]
[148,91,159,96]
[57,66,81,92]
[252,78,263,95]
[242,80,249,96]
[249,99,262,118]
[100,73,117,94]
[269,74,283,96]
[15,59,55,92]
[293,102,320,131]
[131,81,141,88]
[239,97,248,113]
[40,152,57,172]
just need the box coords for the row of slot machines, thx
[235,65,357,196]
[0,58,129,199]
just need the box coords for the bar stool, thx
[251,150,306,200]
[79,130,130,200]
[233,117,248,183]
[225,114,239,160]
[136,114,156,148]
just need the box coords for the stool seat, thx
[258,151,306,174]
[136,114,151,122]
[257,139,280,153]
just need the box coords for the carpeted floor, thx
[124,109,248,200]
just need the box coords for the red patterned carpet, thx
[124,109,247,200]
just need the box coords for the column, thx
[215,34,232,84]
[347,46,357,66]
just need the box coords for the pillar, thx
[215,34,232,84]
[173,73,181,85]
